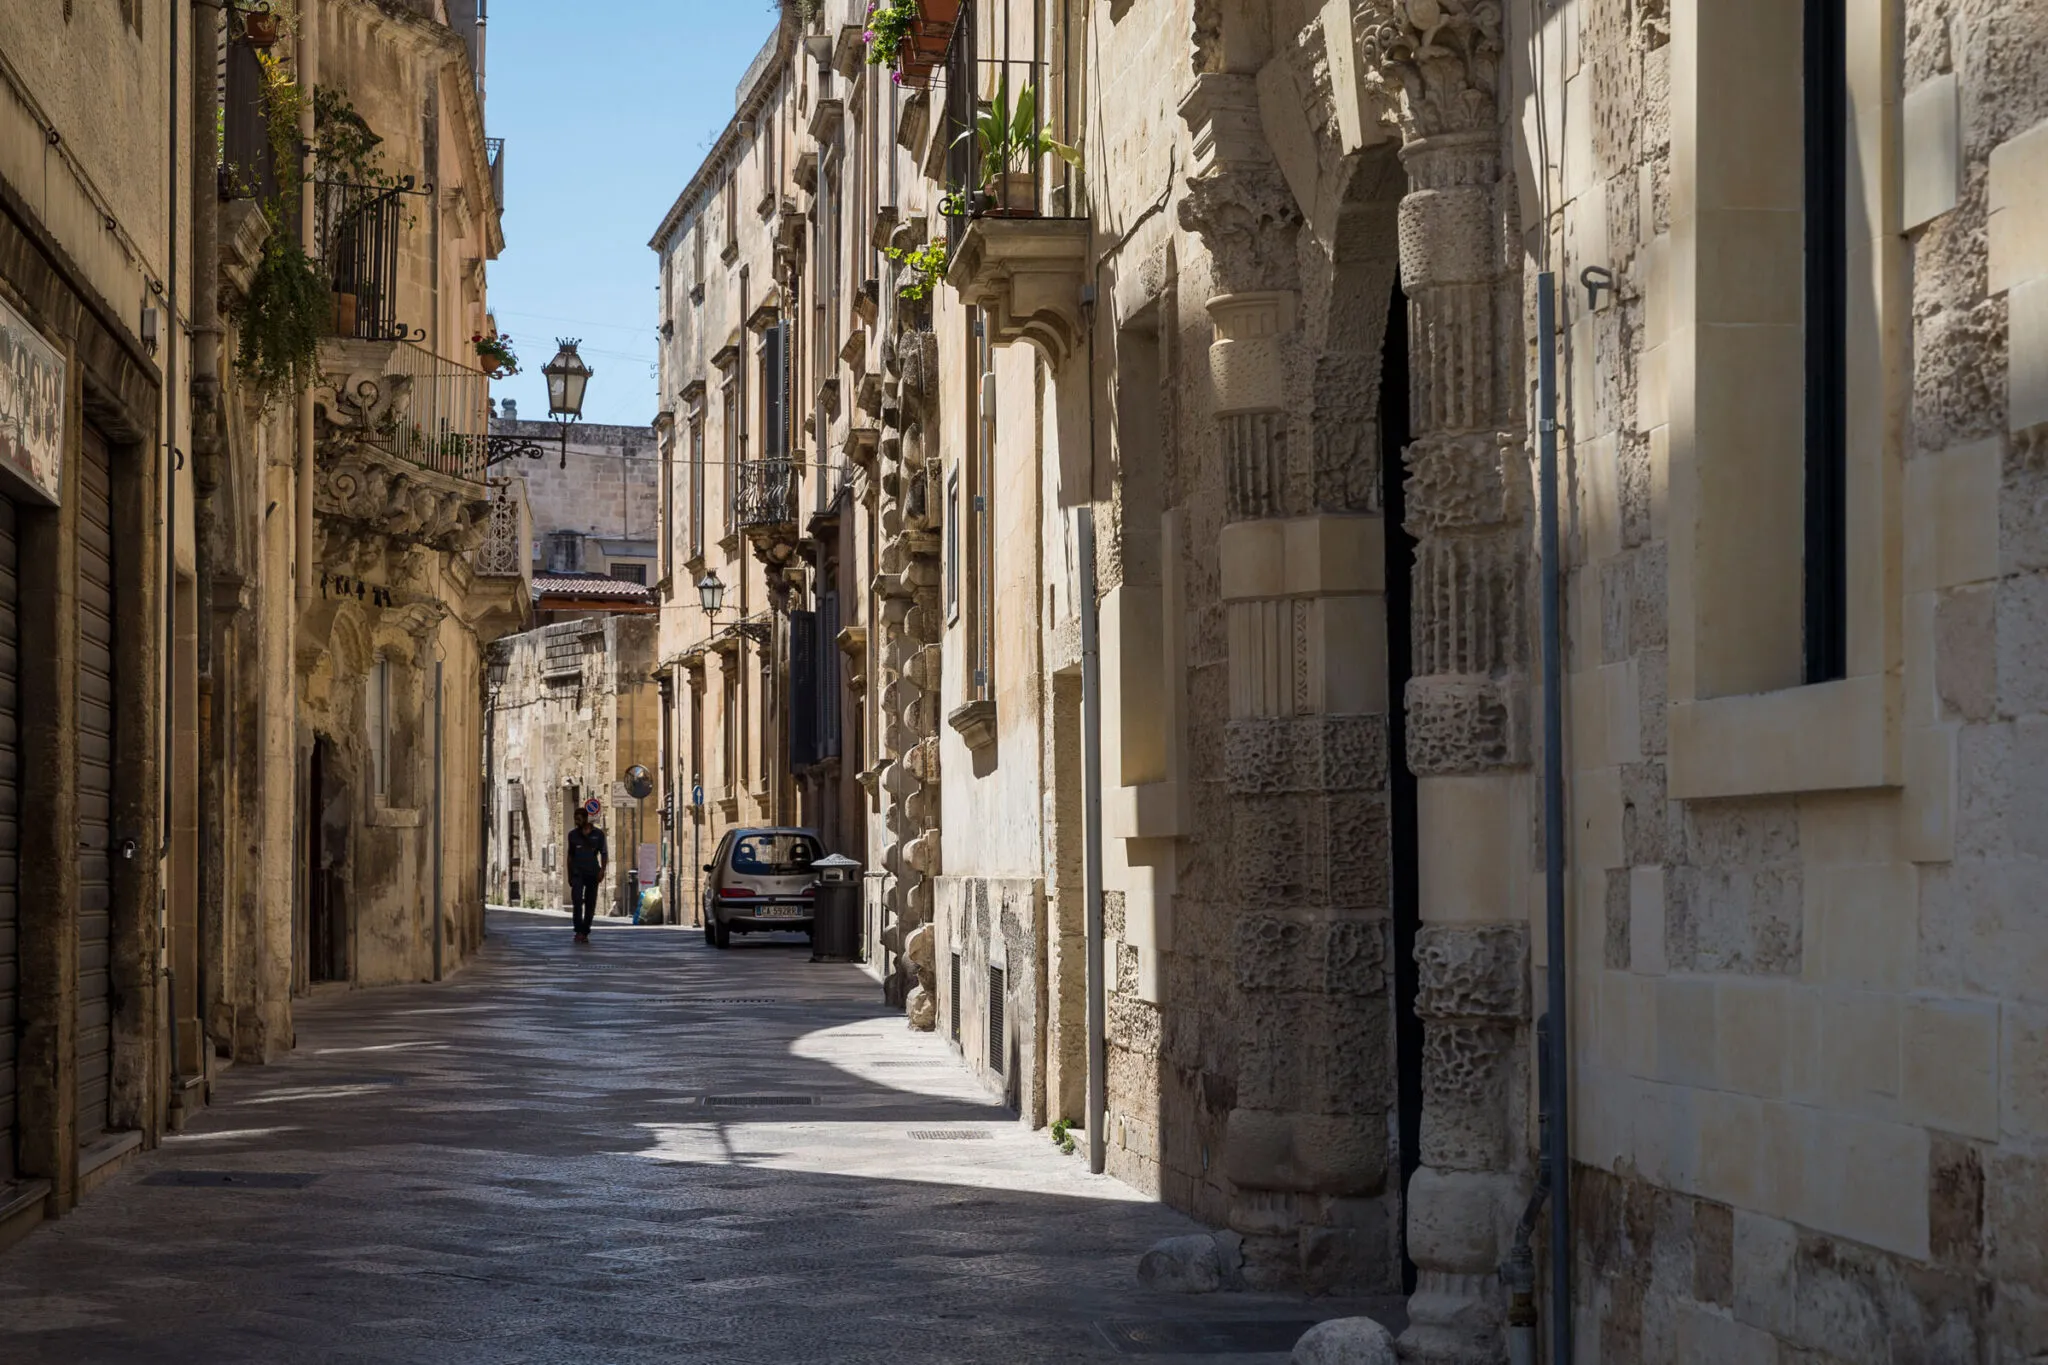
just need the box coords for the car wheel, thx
[712,918,732,949]
[702,916,714,945]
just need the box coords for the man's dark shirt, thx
[567,826,608,882]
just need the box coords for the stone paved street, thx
[0,912,1385,1364]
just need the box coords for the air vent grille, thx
[949,951,961,1042]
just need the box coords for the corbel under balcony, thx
[872,205,900,252]
[839,327,867,373]
[948,699,997,752]
[832,24,866,79]
[747,292,783,334]
[794,148,819,194]
[837,625,869,695]
[946,217,1090,365]
[845,424,880,473]
[808,97,844,144]
[219,198,272,299]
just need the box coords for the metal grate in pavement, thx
[701,1095,817,1107]
[1094,1318,1324,1355]
[870,1059,949,1068]
[141,1170,323,1189]
[907,1130,992,1141]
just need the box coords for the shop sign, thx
[0,295,64,505]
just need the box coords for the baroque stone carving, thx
[1353,0,1506,140]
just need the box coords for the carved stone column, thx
[1182,68,1405,1294]
[1358,4,1531,1362]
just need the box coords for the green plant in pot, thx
[955,79,1081,216]
[862,0,919,69]
[886,240,948,302]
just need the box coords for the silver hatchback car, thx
[702,827,825,948]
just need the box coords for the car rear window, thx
[732,833,822,875]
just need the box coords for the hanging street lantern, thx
[539,338,594,469]
[697,570,726,616]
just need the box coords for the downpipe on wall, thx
[1079,280,1106,1176]
[1504,270,1574,1365]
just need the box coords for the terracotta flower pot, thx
[245,11,281,48]
[918,0,964,24]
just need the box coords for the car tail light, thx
[719,886,757,898]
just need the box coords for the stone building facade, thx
[492,412,661,585]
[485,614,662,920]
[652,0,2048,1357]
[0,0,517,1251]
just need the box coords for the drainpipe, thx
[1536,271,1573,1364]
[190,0,227,1098]
[432,660,444,980]
[1079,285,1105,1176]
[295,2,318,615]
[161,0,185,1126]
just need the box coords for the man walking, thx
[566,806,608,944]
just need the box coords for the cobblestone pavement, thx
[0,911,1389,1364]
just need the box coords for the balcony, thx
[316,179,430,343]
[733,458,798,532]
[313,342,498,560]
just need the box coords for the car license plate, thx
[758,906,800,918]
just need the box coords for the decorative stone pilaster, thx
[1356,2,1533,1362]
[874,325,945,1026]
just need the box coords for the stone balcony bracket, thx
[794,149,819,194]
[947,698,997,752]
[809,96,844,144]
[845,424,881,473]
[945,217,1090,366]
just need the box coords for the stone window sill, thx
[1668,673,1898,799]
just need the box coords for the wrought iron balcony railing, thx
[385,342,493,483]
[733,458,798,530]
[317,179,429,342]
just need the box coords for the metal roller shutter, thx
[0,493,18,1181]
[76,430,114,1145]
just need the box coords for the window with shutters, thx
[369,657,392,800]
[688,413,706,557]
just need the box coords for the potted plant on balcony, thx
[956,80,1081,218]
[474,332,520,379]
[862,0,919,70]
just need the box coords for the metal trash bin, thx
[809,854,862,963]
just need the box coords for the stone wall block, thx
[1406,674,1525,773]
[1418,1021,1512,1169]
[1413,923,1527,1020]
[1323,919,1389,996]
[1327,795,1392,908]
[1222,1107,1387,1195]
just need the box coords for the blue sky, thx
[483,3,778,427]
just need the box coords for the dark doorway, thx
[1381,286,1424,1296]
[308,737,347,983]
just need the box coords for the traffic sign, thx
[583,797,602,817]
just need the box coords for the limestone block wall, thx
[498,420,662,553]
[488,614,661,916]
[1545,0,2048,1358]
[934,877,1046,1122]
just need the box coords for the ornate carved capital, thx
[1354,0,1505,141]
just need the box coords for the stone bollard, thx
[1290,1318,1398,1365]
